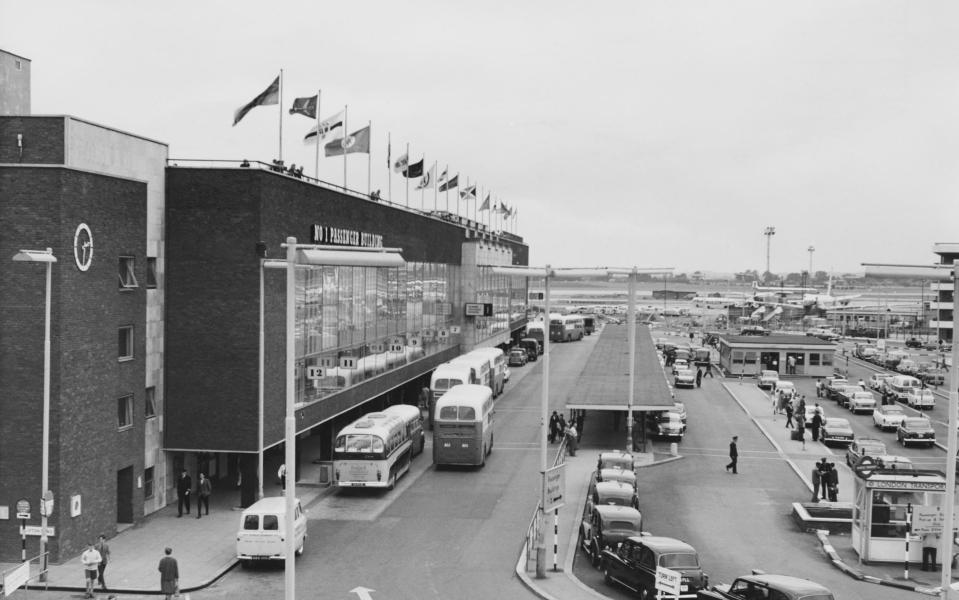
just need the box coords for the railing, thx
[1,552,49,594]
[166,158,522,242]
[522,437,567,571]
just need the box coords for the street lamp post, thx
[763,226,776,277]
[12,248,57,580]
[807,246,815,280]
[863,260,959,600]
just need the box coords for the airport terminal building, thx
[0,49,530,561]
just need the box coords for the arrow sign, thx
[350,587,375,600]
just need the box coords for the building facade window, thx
[119,325,134,360]
[809,353,821,366]
[117,394,133,429]
[146,257,157,289]
[119,256,138,289]
[144,466,155,499]
[15,60,22,70]
[145,386,156,418]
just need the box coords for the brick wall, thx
[0,166,147,562]
[0,116,64,163]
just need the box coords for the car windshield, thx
[882,407,904,415]
[761,371,776,377]
[607,520,640,531]
[904,418,930,428]
[797,595,835,600]
[826,419,850,428]
[659,552,700,568]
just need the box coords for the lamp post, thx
[863,260,959,600]
[807,246,815,280]
[763,226,776,278]
[12,248,57,580]
[261,238,405,600]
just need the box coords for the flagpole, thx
[343,104,349,190]
[405,143,410,207]
[367,120,372,196]
[278,69,284,165]
[420,157,425,210]
[388,132,392,204]
[445,165,449,212]
[433,161,438,211]
[475,186,480,223]
[314,90,321,179]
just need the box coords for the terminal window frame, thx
[144,466,154,499]
[145,386,156,418]
[117,394,134,430]
[118,325,134,360]
[118,256,138,289]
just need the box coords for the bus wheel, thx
[481,446,487,467]
[387,473,396,490]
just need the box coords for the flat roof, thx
[722,335,836,347]
[565,324,674,411]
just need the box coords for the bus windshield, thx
[433,377,464,390]
[335,434,385,453]
[438,405,477,421]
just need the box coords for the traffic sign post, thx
[16,498,30,563]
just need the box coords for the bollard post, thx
[670,442,678,456]
[535,510,547,579]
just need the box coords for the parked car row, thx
[854,342,947,385]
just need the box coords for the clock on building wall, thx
[73,223,93,271]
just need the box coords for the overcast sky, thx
[3,1,958,276]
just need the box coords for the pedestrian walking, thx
[811,410,823,443]
[176,469,192,517]
[810,466,822,502]
[695,369,702,388]
[784,402,794,429]
[277,463,287,489]
[81,542,101,599]
[923,532,941,571]
[796,415,806,450]
[557,413,567,436]
[95,533,110,590]
[565,424,578,456]
[196,473,212,518]
[158,547,179,600]
[725,436,738,474]
[704,361,714,378]
[797,397,807,419]
[815,379,823,398]
[548,411,560,443]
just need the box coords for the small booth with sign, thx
[851,458,952,563]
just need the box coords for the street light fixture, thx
[763,226,776,279]
[11,248,57,581]
[863,261,958,600]
[262,238,405,600]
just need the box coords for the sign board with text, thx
[19,525,55,537]
[912,505,959,534]
[655,566,682,596]
[542,464,566,512]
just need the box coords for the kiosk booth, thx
[851,459,951,563]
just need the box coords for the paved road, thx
[571,344,907,600]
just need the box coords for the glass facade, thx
[293,262,461,406]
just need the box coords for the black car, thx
[698,573,835,600]
[601,535,707,598]
[905,338,922,348]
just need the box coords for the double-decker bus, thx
[333,405,425,489]
[433,384,494,467]
[526,321,546,345]
[464,347,506,396]
[550,314,585,342]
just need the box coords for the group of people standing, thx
[810,458,840,502]
[176,469,213,518]
[548,410,584,456]
[776,391,828,450]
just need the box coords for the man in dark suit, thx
[725,436,739,474]
[176,470,192,517]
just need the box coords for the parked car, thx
[885,375,922,403]
[507,348,528,367]
[897,359,919,376]
[757,370,779,390]
[918,366,945,386]
[897,417,936,447]
[834,385,864,409]
[601,536,708,598]
[650,412,687,440]
[672,359,690,375]
[697,573,835,600]
[823,377,849,401]
[519,337,541,360]
[805,404,825,423]
[846,390,877,414]
[579,503,643,567]
[905,387,936,410]
[905,338,923,349]
[740,325,768,336]
[672,401,688,423]
[597,450,634,472]
[594,467,637,488]
[820,418,855,446]
[872,404,907,431]
[874,455,914,471]
[588,480,640,511]
[674,368,697,388]
[846,438,887,467]
[773,381,796,401]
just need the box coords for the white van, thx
[236,497,307,565]
[886,375,921,403]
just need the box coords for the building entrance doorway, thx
[117,466,134,524]
[760,352,780,372]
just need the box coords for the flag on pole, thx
[480,194,490,211]
[502,203,512,217]
[289,95,317,118]
[437,168,448,186]
[303,110,346,143]
[403,159,424,178]
[459,185,476,200]
[392,153,409,173]
[233,76,280,125]
[415,164,435,190]
[324,125,371,157]
[438,174,459,192]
